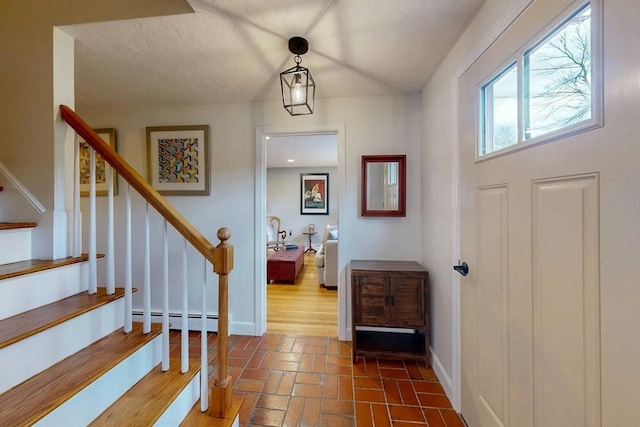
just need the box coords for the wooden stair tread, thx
[181,396,243,427]
[0,323,162,426]
[0,222,37,231]
[91,358,200,426]
[0,253,104,281]
[0,287,126,349]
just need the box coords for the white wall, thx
[81,93,423,335]
[0,0,194,258]
[267,166,338,249]
[421,0,516,401]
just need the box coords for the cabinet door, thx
[356,275,389,325]
[389,277,424,327]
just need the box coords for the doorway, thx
[265,133,338,336]
[254,123,347,340]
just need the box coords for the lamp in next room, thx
[280,36,315,116]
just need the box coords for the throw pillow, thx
[322,224,338,245]
[328,229,338,240]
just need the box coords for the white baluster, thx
[89,149,97,295]
[162,219,169,371]
[124,184,132,333]
[72,133,81,258]
[201,262,208,412]
[182,238,189,373]
[106,164,115,295]
[143,202,151,334]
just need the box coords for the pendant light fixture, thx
[280,36,315,116]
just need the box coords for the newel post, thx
[210,227,234,418]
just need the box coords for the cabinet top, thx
[350,260,427,273]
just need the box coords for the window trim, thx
[476,0,602,162]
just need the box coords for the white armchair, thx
[314,225,338,289]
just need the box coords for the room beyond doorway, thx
[267,253,337,337]
[255,123,346,340]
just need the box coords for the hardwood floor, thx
[266,253,337,337]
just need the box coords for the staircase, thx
[0,106,241,426]
[0,223,202,425]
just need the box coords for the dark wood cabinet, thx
[351,260,429,366]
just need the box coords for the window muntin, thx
[479,2,596,158]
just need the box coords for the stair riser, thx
[0,298,124,393]
[0,228,32,264]
[153,372,201,427]
[0,263,88,320]
[34,334,163,427]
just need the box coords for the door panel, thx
[477,185,509,427]
[532,175,601,427]
[390,278,424,326]
[357,277,388,325]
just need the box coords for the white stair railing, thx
[0,161,46,214]
[88,149,97,295]
[181,238,189,373]
[106,164,115,295]
[62,105,235,418]
[125,184,133,333]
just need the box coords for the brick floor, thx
[171,331,464,427]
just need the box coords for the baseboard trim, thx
[130,311,257,336]
[430,346,453,400]
[132,311,219,332]
[231,321,258,336]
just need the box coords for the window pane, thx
[525,5,591,139]
[481,64,518,156]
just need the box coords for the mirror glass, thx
[366,162,399,210]
[361,155,406,217]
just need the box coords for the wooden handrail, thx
[60,105,216,265]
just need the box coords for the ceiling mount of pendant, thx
[288,36,309,56]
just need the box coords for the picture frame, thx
[146,125,210,196]
[79,128,118,196]
[301,173,329,215]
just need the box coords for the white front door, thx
[458,1,639,426]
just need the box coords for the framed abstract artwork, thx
[79,128,118,196]
[301,173,329,215]
[146,125,210,196]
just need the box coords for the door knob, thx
[453,261,469,276]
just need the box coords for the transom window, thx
[480,2,598,158]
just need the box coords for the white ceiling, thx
[266,134,337,168]
[64,0,485,111]
[62,0,483,167]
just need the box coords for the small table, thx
[302,232,317,253]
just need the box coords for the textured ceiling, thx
[64,0,485,111]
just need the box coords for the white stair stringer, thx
[154,370,201,427]
[0,261,88,320]
[34,334,164,427]
[0,297,124,394]
[0,227,33,265]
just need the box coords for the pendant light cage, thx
[280,37,315,116]
[280,64,315,116]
